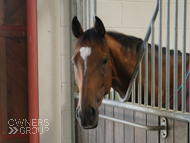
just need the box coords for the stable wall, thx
[37,0,61,142]
[37,0,71,143]
[36,0,190,143]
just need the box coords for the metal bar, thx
[182,0,186,113]
[138,63,142,105]
[107,93,110,99]
[151,21,155,107]
[173,0,178,112]
[117,0,159,102]
[112,89,115,100]
[166,0,170,110]
[100,98,189,122]
[144,42,148,106]
[70,0,77,143]
[132,81,135,104]
[83,0,86,31]
[92,0,97,25]
[99,114,166,131]
[26,0,39,142]
[158,0,162,109]
[78,0,82,23]
[75,94,189,122]
[87,0,90,29]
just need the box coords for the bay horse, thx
[71,16,189,129]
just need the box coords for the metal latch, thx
[99,114,168,138]
[160,117,167,138]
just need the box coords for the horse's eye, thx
[102,57,108,65]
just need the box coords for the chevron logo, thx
[8,127,18,134]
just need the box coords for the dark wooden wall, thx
[75,100,189,143]
[0,0,28,142]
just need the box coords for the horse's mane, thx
[107,31,143,53]
[78,28,187,56]
[107,31,187,55]
[78,28,143,53]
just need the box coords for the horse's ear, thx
[94,16,105,38]
[72,16,83,38]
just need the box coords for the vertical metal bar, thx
[87,0,90,29]
[132,81,136,104]
[81,0,83,27]
[83,0,86,31]
[166,0,170,110]
[158,0,162,109]
[132,86,134,104]
[70,0,77,143]
[151,21,155,107]
[144,42,148,106]
[26,0,39,142]
[112,89,115,100]
[92,0,97,25]
[182,0,186,113]
[107,93,110,99]
[173,0,178,112]
[78,0,81,23]
[138,63,142,105]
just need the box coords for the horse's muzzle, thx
[76,106,99,129]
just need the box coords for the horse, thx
[71,16,190,129]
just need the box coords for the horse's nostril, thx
[90,107,96,119]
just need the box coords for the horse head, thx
[71,16,113,129]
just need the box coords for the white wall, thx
[37,0,71,143]
[97,0,190,52]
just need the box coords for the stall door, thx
[0,0,28,142]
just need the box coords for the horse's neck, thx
[106,35,139,97]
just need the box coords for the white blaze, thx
[79,47,92,75]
